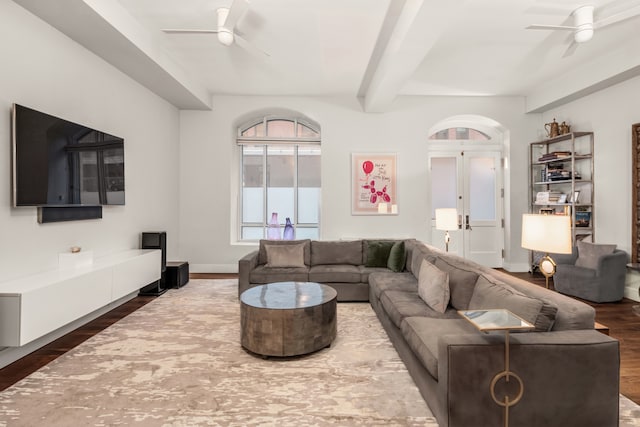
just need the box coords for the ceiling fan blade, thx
[562,40,579,57]
[234,33,270,57]
[594,4,640,28]
[224,0,250,29]
[526,24,576,30]
[162,29,219,34]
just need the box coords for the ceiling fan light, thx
[574,28,593,43]
[218,29,234,46]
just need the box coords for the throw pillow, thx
[575,241,616,270]
[417,259,450,313]
[387,241,407,272]
[469,275,557,332]
[365,240,396,267]
[264,243,306,268]
[258,239,311,265]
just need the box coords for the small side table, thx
[459,309,534,427]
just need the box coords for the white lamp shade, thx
[435,208,458,231]
[521,214,572,254]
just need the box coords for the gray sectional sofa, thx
[238,238,407,301]
[238,238,620,427]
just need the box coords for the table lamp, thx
[435,208,458,252]
[521,213,572,289]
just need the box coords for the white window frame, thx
[237,116,321,242]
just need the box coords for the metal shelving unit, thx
[528,132,595,268]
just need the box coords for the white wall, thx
[179,95,539,272]
[541,74,640,256]
[0,0,181,282]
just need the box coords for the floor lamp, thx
[521,214,572,289]
[435,208,458,252]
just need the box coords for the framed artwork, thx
[352,153,397,215]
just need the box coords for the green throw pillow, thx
[365,240,395,268]
[387,241,406,272]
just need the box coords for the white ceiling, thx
[12,0,640,112]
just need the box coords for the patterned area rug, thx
[0,280,434,426]
[0,279,638,426]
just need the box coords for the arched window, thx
[428,127,491,141]
[237,116,321,241]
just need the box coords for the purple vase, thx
[283,217,295,240]
[267,212,281,240]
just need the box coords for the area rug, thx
[0,279,638,426]
[0,280,434,426]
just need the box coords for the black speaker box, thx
[141,231,166,272]
[166,262,189,288]
[140,231,167,296]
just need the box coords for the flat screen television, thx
[11,104,125,207]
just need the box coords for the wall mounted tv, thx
[11,104,125,207]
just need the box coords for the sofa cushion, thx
[249,265,309,284]
[365,240,396,267]
[309,265,361,283]
[265,243,306,268]
[434,257,479,310]
[368,272,418,300]
[575,241,616,270]
[401,317,476,380]
[360,266,391,283]
[310,240,363,266]
[469,275,557,332]
[417,260,450,313]
[387,241,407,272]
[380,290,458,328]
[409,244,437,276]
[259,239,311,265]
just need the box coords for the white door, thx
[429,150,503,267]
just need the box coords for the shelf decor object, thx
[435,208,458,252]
[267,212,281,240]
[521,214,572,288]
[283,217,295,240]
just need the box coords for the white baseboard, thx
[624,286,640,302]
[501,262,531,273]
[0,292,137,369]
[190,264,238,274]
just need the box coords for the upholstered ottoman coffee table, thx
[240,281,337,357]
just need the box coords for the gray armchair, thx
[553,243,628,303]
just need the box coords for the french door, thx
[429,150,504,267]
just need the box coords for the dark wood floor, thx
[1,272,639,405]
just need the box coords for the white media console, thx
[0,249,161,347]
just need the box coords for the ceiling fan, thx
[162,0,269,56]
[526,3,640,57]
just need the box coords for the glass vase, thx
[283,217,295,240]
[267,212,281,240]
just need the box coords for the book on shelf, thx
[535,191,563,204]
[575,211,591,227]
[538,151,572,162]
